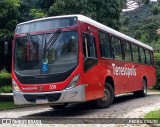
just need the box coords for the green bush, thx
[153,53,160,90]
[0,85,12,93]
[0,72,11,87]
[152,4,160,15]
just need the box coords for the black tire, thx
[94,83,114,108]
[134,79,147,97]
[50,103,68,109]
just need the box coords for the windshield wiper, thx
[43,37,47,60]
[42,29,61,73]
[45,29,61,50]
[43,28,62,63]
[26,32,35,53]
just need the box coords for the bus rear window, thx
[16,17,78,34]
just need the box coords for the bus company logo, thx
[112,63,136,78]
[22,87,38,91]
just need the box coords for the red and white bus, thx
[12,15,156,108]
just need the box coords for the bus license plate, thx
[36,99,48,104]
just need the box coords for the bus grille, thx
[23,93,61,102]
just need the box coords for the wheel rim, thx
[143,80,147,94]
[101,88,110,102]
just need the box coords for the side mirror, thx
[4,41,9,55]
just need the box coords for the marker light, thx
[12,80,21,92]
[66,74,80,90]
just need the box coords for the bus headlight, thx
[12,80,21,92]
[66,74,80,90]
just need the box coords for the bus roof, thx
[17,14,153,50]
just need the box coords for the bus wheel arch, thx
[105,76,114,91]
[134,76,147,97]
[94,76,115,108]
[143,76,147,87]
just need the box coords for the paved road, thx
[0,91,160,127]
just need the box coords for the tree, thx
[19,0,46,21]
[36,0,56,12]
[0,0,20,33]
[49,0,123,30]
[153,53,160,89]
[0,0,20,72]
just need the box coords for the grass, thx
[0,101,16,110]
[145,109,160,119]
[0,85,12,93]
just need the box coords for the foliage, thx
[0,0,20,32]
[0,0,46,72]
[153,53,160,90]
[120,2,160,50]
[19,0,46,21]
[0,73,11,87]
[49,0,123,30]
[152,3,160,15]
[0,85,12,93]
[121,16,130,25]
[29,9,46,19]
[36,0,56,12]
[0,0,19,72]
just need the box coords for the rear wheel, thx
[50,103,68,109]
[94,83,114,108]
[134,79,147,97]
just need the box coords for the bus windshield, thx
[14,30,78,76]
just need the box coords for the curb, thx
[0,93,13,101]
[0,93,13,96]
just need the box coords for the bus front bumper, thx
[13,85,85,105]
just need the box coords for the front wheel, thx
[134,79,147,97]
[94,83,114,108]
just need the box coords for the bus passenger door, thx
[81,23,103,101]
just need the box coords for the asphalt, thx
[0,93,13,101]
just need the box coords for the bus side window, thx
[146,49,152,65]
[139,47,145,64]
[132,44,139,63]
[82,33,97,59]
[99,31,111,58]
[111,36,122,60]
[123,41,132,62]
